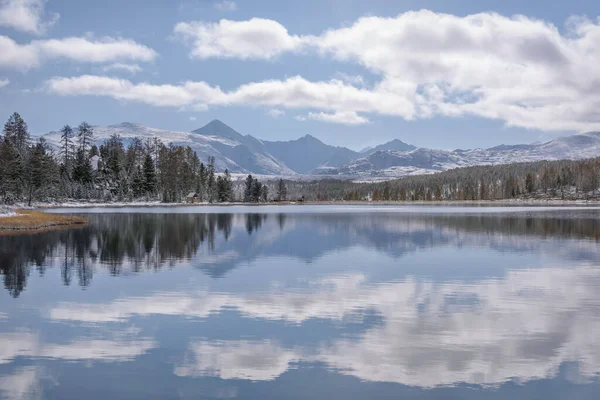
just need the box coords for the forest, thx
[0,112,285,204]
[2,111,600,205]
[281,158,600,202]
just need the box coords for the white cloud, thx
[170,12,600,132]
[45,75,414,123]
[173,18,304,60]
[213,0,237,12]
[0,78,8,88]
[305,110,369,126]
[189,116,196,121]
[266,108,284,118]
[45,75,223,107]
[102,63,143,74]
[0,0,58,35]
[0,35,157,70]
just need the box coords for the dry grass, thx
[0,210,86,234]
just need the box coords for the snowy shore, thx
[23,198,600,210]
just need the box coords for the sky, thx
[1,0,600,151]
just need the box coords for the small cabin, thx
[185,192,201,204]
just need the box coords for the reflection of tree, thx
[0,213,237,297]
[277,214,286,231]
[245,214,266,235]
[3,211,600,297]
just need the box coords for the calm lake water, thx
[1,205,600,399]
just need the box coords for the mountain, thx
[263,134,360,174]
[192,120,294,175]
[42,121,295,176]
[318,132,600,178]
[363,139,417,155]
[40,120,600,179]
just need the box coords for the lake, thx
[1,205,600,399]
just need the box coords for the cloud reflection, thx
[48,264,600,387]
[0,332,156,365]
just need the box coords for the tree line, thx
[4,112,600,204]
[276,159,600,202]
[0,112,287,204]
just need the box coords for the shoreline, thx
[0,210,87,234]
[35,198,600,209]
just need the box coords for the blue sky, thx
[1,0,600,150]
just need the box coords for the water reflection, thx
[2,212,600,297]
[1,208,600,399]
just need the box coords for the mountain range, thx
[40,120,600,179]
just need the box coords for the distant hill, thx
[362,139,417,155]
[318,132,600,178]
[263,134,360,174]
[40,121,600,179]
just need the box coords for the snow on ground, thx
[0,205,19,217]
[40,201,171,208]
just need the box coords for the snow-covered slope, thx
[363,139,417,155]
[193,120,295,175]
[263,134,360,174]
[41,121,295,175]
[40,120,600,179]
[319,132,600,178]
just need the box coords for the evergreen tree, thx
[223,169,233,201]
[261,184,269,202]
[3,112,29,154]
[77,122,94,153]
[132,166,145,198]
[244,175,254,202]
[0,138,22,202]
[60,125,74,176]
[206,156,216,202]
[89,144,99,158]
[525,173,535,194]
[197,162,206,199]
[73,149,93,184]
[276,178,287,201]
[252,180,262,203]
[143,153,157,195]
[216,169,233,202]
[25,141,48,206]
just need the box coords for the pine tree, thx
[525,173,535,194]
[0,138,22,202]
[216,175,226,202]
[216,169,233,202]
[132,166,145,198]
[206,156,216,202]
[276,178,287,201]
[252,180,262,203]
[26,141,48,206]
[143,153,157,195]
[3,112,29,154]
[244,175,254,202]
[260,185,269,202]
[223,169,233,201]
[73,149,92,184]
[77,122,94,153]
[60,125,74,176]
[197,162,206,200]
